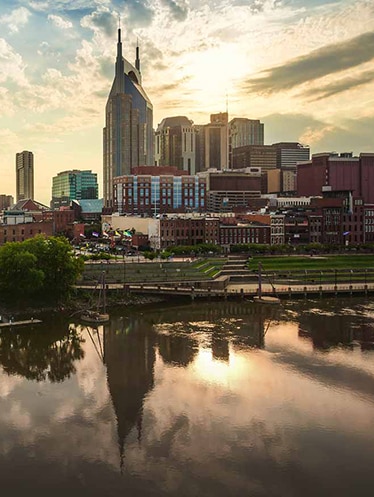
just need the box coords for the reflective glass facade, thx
[103,29,153,209]
[51,170,98,209]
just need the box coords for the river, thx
[0,297,374,496]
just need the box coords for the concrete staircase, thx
[220,256,256,282]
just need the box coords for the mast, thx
[102,271,107,314]
[258,262,262,298]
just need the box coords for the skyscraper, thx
[16,151,34,202]
[103,29,153,209]
[195,112,229,172]
[229,118,264,168]
[51,170,98,209]
[155,116,197,174]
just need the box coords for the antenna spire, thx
[135,37,141,72]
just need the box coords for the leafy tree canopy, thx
[0,235,84,303]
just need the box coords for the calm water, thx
[1,298,374,496]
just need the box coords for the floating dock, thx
[0,319,42,329]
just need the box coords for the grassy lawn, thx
[248,255,374,272]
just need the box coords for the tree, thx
[0,235,84,303]
[0,243,44,301]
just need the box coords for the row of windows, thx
[2,228,42,236]
[222,237,261,243]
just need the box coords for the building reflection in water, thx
[88,302,280,469]
[297,302,374,351]
[102,315,156,471]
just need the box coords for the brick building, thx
[297,152,374,204]
[113,173,206,215]
[0,221,53,245]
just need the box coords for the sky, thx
[0,0,374,205]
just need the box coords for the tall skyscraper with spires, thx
[16,150,34,202]
[103,29,153,209]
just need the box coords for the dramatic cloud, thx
[1,0,374,203]
[263,112,374,153]
[304,69,374,100]
[245,30,374,93]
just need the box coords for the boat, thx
[81,271,110,324]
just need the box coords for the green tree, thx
[23,236,84,300]
[0,243,44,301]
[0,236,84,303]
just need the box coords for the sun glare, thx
[191,347,249,388]
[182,44,249,107]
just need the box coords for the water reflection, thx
[0,320,84,382]
[286,299,374,351]
[1,299,374,496]
[102,315,156,470]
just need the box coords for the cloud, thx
[28,1,49,11]
[304,69,374,100]
[0,6,31,33]
[81,6,117,37]
[263,113,374,154]
[0,38,28,87]
[48,14,73,30]
[124,0,155,28]
[245,30,374,93]
[160,0,189,21]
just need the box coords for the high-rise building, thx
[51,170,98,209]
[103,29,153,209]
[155,116,196,174]
[0,194,14,210]
[232,145,277,171]
[195,113,229,172]
[16,151,34,202]
[271,142,310,169]
[229,118,264,168]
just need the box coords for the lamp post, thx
[123,252,126,290]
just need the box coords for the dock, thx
[0,319,42,329]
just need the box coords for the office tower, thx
[195,113,229,172]
[272,142,310,169]
[229,118,264,168]
[0,195,14,210]
[16,151,34,202]
[103,29,153,209]
[51,170,98,209]
[232,145,277,171]
[155,116,196,174]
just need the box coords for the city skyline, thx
[0,0,373,205]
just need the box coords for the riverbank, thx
[0,291,166,320]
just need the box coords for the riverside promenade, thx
[76,280,374,300]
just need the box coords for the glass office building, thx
[103,29,153,210]
[51,170,98,209]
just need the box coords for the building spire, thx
[115,21,124,93]
[135,37,141,72]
